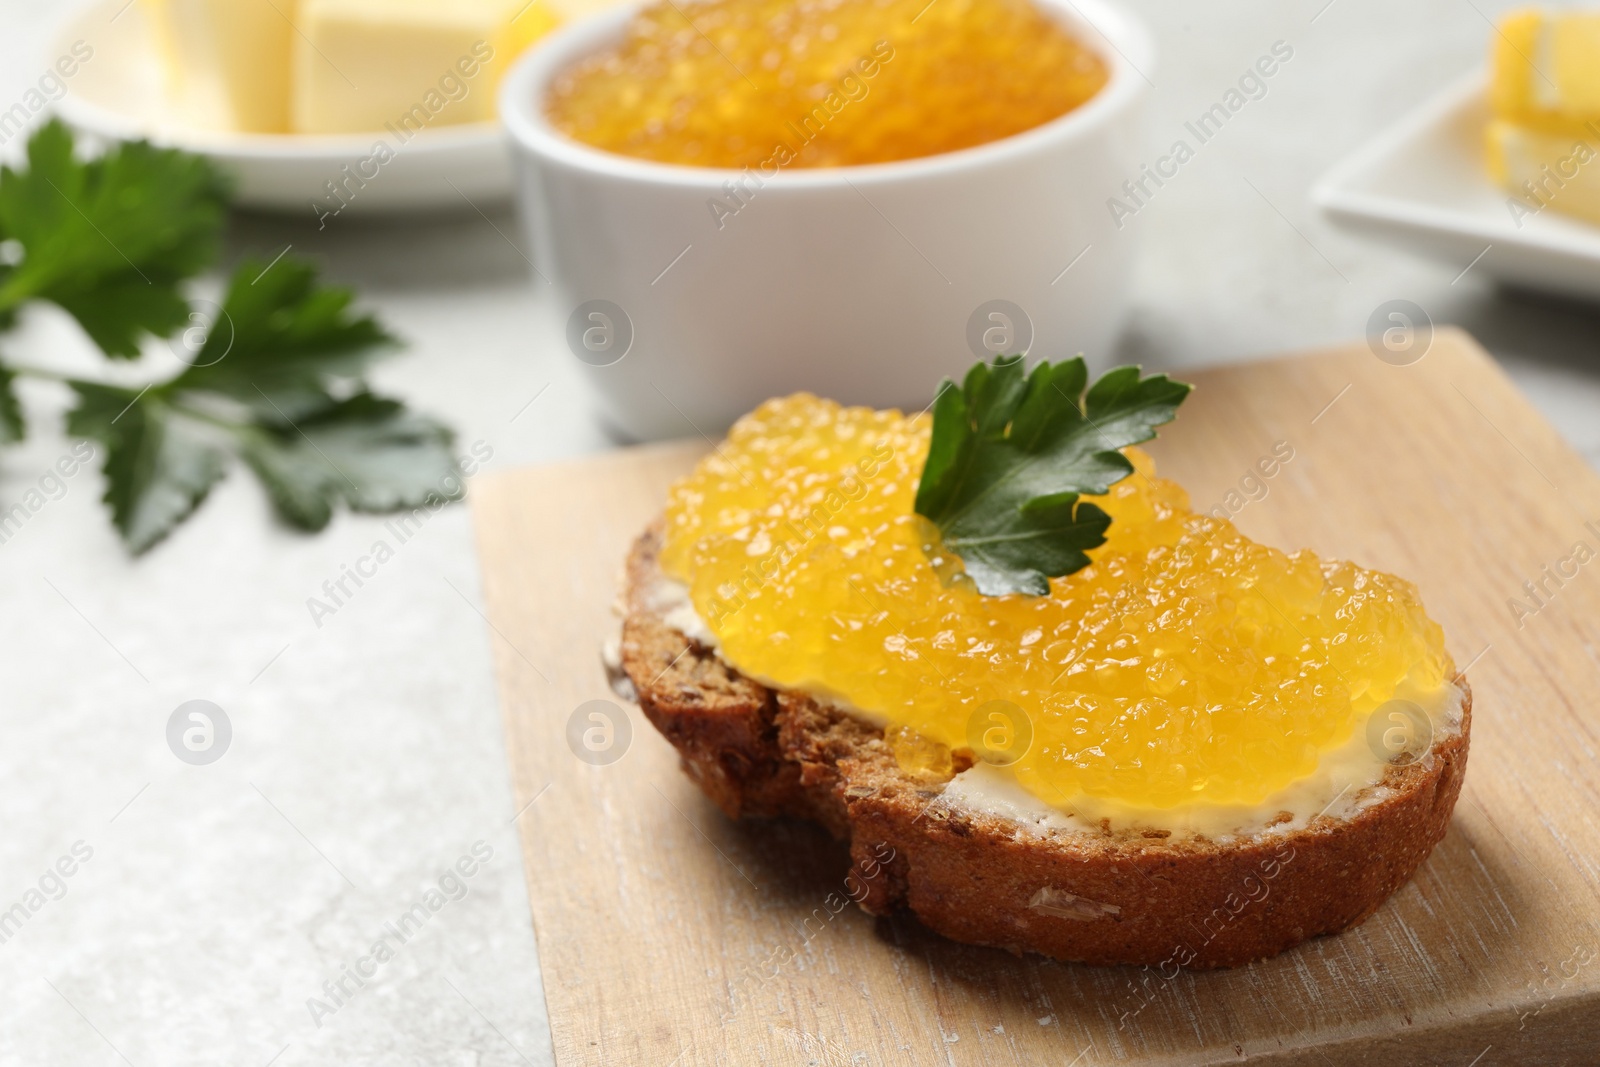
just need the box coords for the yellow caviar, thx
[545,0,1109,168]
[660,395,1454,811]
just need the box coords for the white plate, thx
[1314,73,1600,301]
[52,0,513,216]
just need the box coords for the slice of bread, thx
[618,525,1472,969]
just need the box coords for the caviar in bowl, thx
[500,0,1153,439]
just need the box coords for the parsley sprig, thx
[0,121,461,553]
[914,355,1191,596]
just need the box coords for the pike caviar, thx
[544,0,1109,168]
[659,395,1454,811]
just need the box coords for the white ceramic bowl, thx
[501,0,1153,439]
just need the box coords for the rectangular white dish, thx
[1314,73,1600,301]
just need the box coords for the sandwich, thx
[616,357,1470,968]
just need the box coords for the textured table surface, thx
[1,1,1597,1065]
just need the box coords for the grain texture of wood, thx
[469,330,1600,1066]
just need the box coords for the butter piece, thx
[1492,8,1600,134]
[292,0,560,134]
[141,0,296,132]
[545,0,626,18]
[1486,119,1600,227]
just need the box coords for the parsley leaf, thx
[64,255,459,553]
[172,256,395,420]
[0,365,23,444]
[237,394,461,532]
[0,123,463,554]
[66,381,228,553]
[914,356,1191,596]
[0,119,230,357]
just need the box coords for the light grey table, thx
[2,1,1597,1064]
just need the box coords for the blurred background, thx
[1,0,1597,1063]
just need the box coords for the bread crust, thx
[620,527,1472,969]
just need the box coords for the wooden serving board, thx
[471,330,1600,1066]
